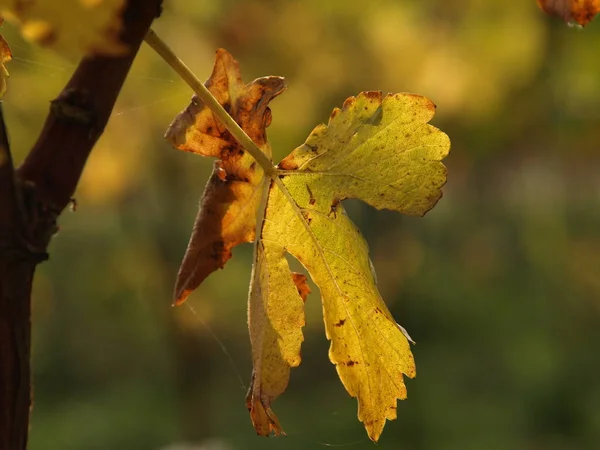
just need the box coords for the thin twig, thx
[144,29,275,176]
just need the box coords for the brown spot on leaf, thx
[277,159,298,170]
[342,97,356,110]
[292,272,310,302]
[306,143,318,153]
[328,198,340,218]
[220,145,234,159]
[306,184,316,205]
[335,319,346,327]
[301,210,310,223]
[364,91,382,101]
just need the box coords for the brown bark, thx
[0,1,162,449]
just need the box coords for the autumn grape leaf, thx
[0,0,127,55]
[246,92,449,442]
[537,0,600,25]
[166,50,450,442]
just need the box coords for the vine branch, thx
[0,2,162,449]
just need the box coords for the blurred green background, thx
[3,1,600,449]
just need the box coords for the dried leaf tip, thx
[537,0,600,26]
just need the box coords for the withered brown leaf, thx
[165,49,285,304]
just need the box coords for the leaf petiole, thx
[144,29,275,176]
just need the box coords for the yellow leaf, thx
[246,92,449,441]
[246,234,306,437]
[166,51,450,442]
[0,0,127,55]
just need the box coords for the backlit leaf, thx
[247,92,448,441]
[168,51,450,442]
